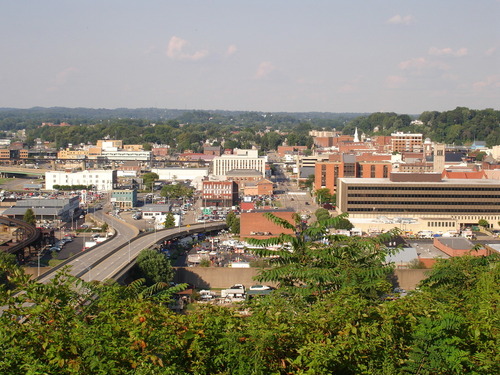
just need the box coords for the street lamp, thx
[37,248,43,277]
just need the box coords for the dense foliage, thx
[345,107,500,147]
[4,106,498,151]
[22,208,36,226]
[134,249,175,286]
[0,252,498,374]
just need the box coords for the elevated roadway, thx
[37,212,226,284]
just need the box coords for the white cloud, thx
[166,36,208,61]
[225,44,237,57]
[387,14,414,25]
[385,75,407,89]
[472,75,500,92]
[254,61,275,79]
[338,76,362,93]
[47,67,79,92]
[485,47,497,56]
[399,57,449,72]
[399,57,428,70]
[428,47,468,57]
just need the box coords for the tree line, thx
[3,106,498,152]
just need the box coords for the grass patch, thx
[0,178,14,185]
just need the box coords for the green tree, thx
[333,217,354,230]
[303,174,315,190]
[315,188,334,204]
[142,172,159,192]
[199,258,211,267]
[100,222,109,232]
[134,249,174,286]
[226,211,240,234]
[0,252,17,289]
[22,208,36,226]
[314,207,330,222]
[161,183,194,201]
[478,219,489,228]
[164,212,176,228]
[246,212,397,299]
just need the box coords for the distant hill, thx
[0,107,366,123]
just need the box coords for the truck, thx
[417,230,433,239]
[220,284,246,299]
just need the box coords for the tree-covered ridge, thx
[2,106,499,150]
[345,107,500,147]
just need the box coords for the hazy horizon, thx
[1,1,498,114]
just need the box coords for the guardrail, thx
[36,229,118,281]
[37,221,227,282]
[110,222,227,281]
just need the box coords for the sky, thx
[0,1,498,114]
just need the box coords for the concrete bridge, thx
[36,214,226,284]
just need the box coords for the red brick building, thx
[277,145,308,157]
[203,145,222,156]
[433,237,491,257]
[202,181,238,207]
[243,178,274,196]
[240,210,296,239]
[314,153,392,193]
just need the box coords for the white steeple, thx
[353,127,359,143]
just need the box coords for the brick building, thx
[391,132,423,153]
[314,154,392,193]
[203,145,222,156]
[201,181,238,207]
[240,209,296,240]
[243,178,274,196]
[277,145,308,157]
[433,237,491,257]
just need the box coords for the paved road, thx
[38,211,139,283]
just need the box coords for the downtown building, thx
[211,149,267,177]
[336,172,500,231]
[45,170,117,191]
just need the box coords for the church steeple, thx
[353,127,359,143]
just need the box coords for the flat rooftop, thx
[339,178,500,186]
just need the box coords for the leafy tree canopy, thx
[22,208,36,226]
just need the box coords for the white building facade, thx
[45,170,117,191]
[212,149,267,177]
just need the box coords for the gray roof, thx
[343,154,356,163]
[15,198,74,208]
[386,247,419,263]
[142,204,172,212]
[2,207,61,216]
[299,166,315,179]
[437,237,474,250]
[226,169,262,177]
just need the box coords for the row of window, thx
[348,194,500,199]
[453,216,500,221]
[349,208,500,213]
[347,186,500,191]
[428,222,455,227]
[347,200,500,206]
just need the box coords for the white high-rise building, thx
[212,149,267,177]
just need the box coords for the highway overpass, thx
[37,213,226,284]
